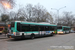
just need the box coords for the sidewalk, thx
[0,34,8,39]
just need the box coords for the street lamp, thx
[51,6,66,25]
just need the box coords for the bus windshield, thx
[63,28,70,31]
[57,26,62,29]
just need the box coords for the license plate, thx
[9,36,12,38]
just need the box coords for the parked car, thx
[70,30,75,33]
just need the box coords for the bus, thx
[8,21,57,39]
[57,26,70,34]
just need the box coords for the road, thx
[0,33,75,50]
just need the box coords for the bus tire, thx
[21,33,25,39]
[31,34,35,39]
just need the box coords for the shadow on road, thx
[7,35,55,41]
[0,38,7,39]
[7,33,73,41]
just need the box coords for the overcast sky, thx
[14,0,75,15]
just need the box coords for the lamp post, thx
[51,6,66,25]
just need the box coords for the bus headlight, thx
[13,32,16,35]
[58,32,64,34]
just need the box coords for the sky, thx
[14,0,75,15]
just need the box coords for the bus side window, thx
[45,26,50,31]
[30,25,36,31]
[39,26,45,31]
[50,26,55,31]
[21,24,30,32]
[35,25,39,31]
[38,26,40,31]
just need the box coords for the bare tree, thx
[7,4,53,23]
[25,4,33,21]
[14,7,27,21]
[32,4,53,23]
[44,12,53,23]
[24,4,53,23]
[32,4,46,22]
[58,12,74,26]
[1,14,9,22]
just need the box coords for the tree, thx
[15,7,27,21]
[58,12,74,26]
[19,16,25,21]
[44,12,53,23]
[25,4,33,21]
[24,4,53,23]
[33,4,45,22]
[32,4,53,23]
[7,4,53,23]
[2,27,8,36]
[9,11,16,21]
[1,14,9,22]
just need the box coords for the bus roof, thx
[62,26,70,28]
[15,21,57,26]
[57,25,70,28]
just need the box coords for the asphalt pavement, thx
[0,34,7,39]
[0,33,75,50]
[0,34,8,50]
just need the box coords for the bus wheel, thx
[21,33,25,39]
[31,34,35,39]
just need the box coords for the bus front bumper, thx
[57,32,64,34]
[11,35,22,39]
